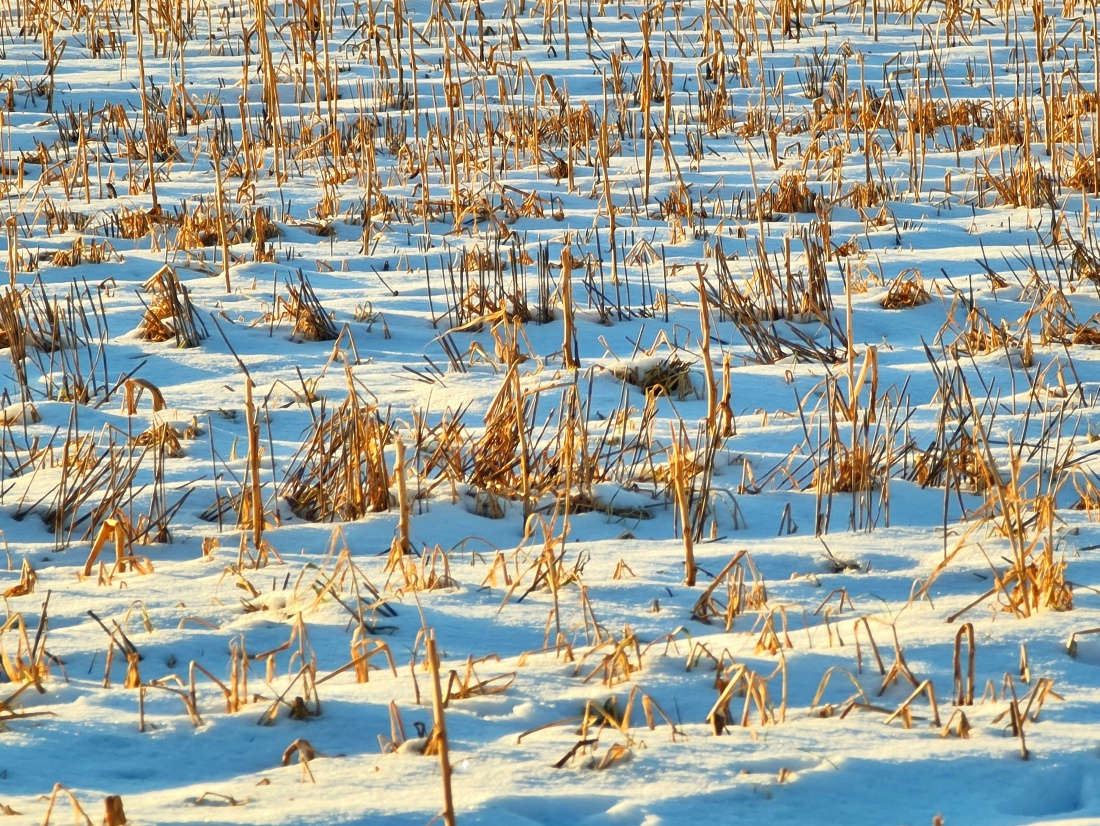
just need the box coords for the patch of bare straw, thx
[278,270,339,342]
[691,550,768,631]
[813,442,881,495]
[1,607,51,690]
[880,268,930,309]
[707,659,782,733]
[918,413,1074,619]
[16,420,179,550]
[573,626,643,687]
[758,169,818,218]
[172,194,247,251]
[1027,284,1100,347]
[15,277,113,405]
[387,545,457,596]
[936,296,1024,359]
[1070,470,1100,517]
[468,360,624,516]
[908,425,997,493]
[131,419,193,460]
[282,369,391,521]
[976,158,1055,209]
[50,237,120,267]
[705,232,847,365]
[609,355,695,400]
[137,264,208,348]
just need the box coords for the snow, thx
[1,0,1100,823]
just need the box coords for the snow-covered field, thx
[2,0,1100,822]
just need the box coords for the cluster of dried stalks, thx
[1,0,1099,818]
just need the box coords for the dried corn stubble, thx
[705,242,847,364]
[1061,151,1100,193]
[188,652,244,716]
[468,366,526,501]
[172,195,247,250]
[1051,222,1100,283]
[278,270,339,342]
[137,265,208,348]
[27,422,184,548]
[520,684,682,756]
[998,541,1073,615]
[0,287,24,351]
[82,515,153,581]
[0,611,49,687]
[574,626,643,687]
[2,559,36,598]
[131,422,184,458]
[810,666,872,717]
[609,356,696,400]
[759,170,818,216]
[337,632,398,685]
[6,0,1099,814]
[586,742,633,770]
[691,550,768,630]
[945,309,1015,357]
[1025,286,1100,347]
[920,426,1074,622]
[441,654,515,706]
[300,540,398,633]
[1070,470,1100,516]
[708,661,779,733]
[753,607,794,656]
[282,377,391,521]
[275,737,322,783]
[812,442,882,494]
[387,544,458,595]
[103,795,126,826]
[40,783,94,826]
[50,237,120,267]
[977,158,1055,209]
[907,420,997,494]
[880,268,930,309]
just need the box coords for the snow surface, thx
[1,0,1100,824]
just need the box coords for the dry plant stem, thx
[544,515,566,650]
[561,243,578,369]
[393,436,411,557]
[40,783,93,826]
[134,19,158,213]
[696,264,718,432]
[361,134,378,255]
[253,0,284,183]
[513,368,532,518]
[884,680,941,728]
[954,623,975,705]
[212,138,232,293]
[426,634,456,826]
[83,517,131,577]
[598,121,620,304]
[5,218,17,288]
[103,795,126,826]
[246,378,264,550]
[669,426,696,586]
